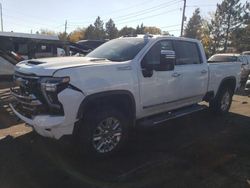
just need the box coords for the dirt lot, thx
[0,86,250,188]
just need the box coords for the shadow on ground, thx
[0,109,250,188]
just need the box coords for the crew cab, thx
[10,35,241,156]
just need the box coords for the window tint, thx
[142,40,174,67]
[174,41,201,65]
[87,38,147,62]
[208,55,238,63]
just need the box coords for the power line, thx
[186,4,216,8]
[69,6,181,28]
[160,24,181,29]
[166,29,180,32]
[69,0,181,25]
[112,0,181,21]
[115,8,180,25]
[1,0,183,33]
[100,0,158,16]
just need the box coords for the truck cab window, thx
[174,41,201,65]
[142,40,174,68]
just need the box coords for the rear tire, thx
[77,107,129,157]
[209,87,233,114]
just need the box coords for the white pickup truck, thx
[10,35,241,156]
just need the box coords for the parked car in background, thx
[0,50,22,81]
[0,32,71,81]
[245,75,250,92]
[242,51,250,55]
[10,35,241,157]
[68,42,93,56]
[0,32,69,59]
[76,40,106,53]
[208,53,250,82]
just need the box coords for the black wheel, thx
[78,107,129,157]
[209,87,233,114]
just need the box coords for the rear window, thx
[208,55,238,63]
[174,41,201,65]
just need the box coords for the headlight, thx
[41,77,70,92]
[40,77,70,111]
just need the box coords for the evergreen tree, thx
[212,0,244,52]
[136,23,145,34]
[93,16,105,40]
[84,24,95,39]
[184,8,202,39]
[231,2,250,51]
[118,26,136,37]
[105,19,118,39]
[209,9,224,54]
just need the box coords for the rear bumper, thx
[10,88,85,139]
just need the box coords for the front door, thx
[138,40,179,117]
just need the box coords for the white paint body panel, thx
[11,36,241,139]
[10,89,85,139]
[208,62,241,94]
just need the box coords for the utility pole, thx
[0,2,3,32]
[180,0,186,37]
[64,20,67,34]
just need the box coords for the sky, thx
[0,0,247,36]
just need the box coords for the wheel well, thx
[77,91,136,123]
[216,77,236,96]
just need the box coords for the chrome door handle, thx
[172,72,181,77]
[201,70,208,74]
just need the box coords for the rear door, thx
[172,40,208,103]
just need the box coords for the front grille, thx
[11,71,47,118]
[11,71,63,118]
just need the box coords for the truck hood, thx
[15,57,120,76]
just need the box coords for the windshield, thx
[208,55,238,62]
[86,38,147,62]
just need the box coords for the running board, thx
[137,104,207,127]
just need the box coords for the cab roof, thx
[120,34,200,43]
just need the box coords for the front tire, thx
[209,87,233,114]
[78,107,129,157]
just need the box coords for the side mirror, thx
[158,50,175,71]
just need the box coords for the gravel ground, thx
[0,87,250,188]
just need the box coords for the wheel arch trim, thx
[216,76,236,97]
[76,90,136,120]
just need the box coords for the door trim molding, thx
[143,94,204,109]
